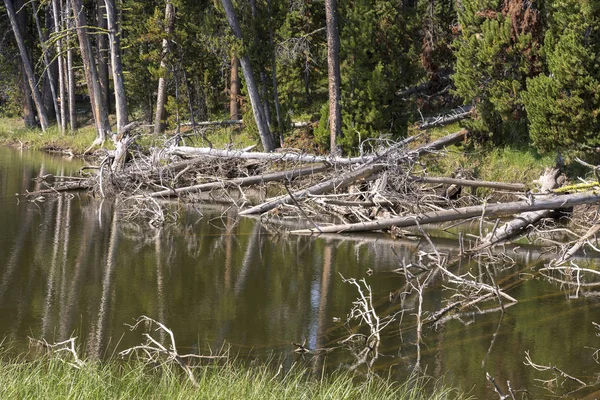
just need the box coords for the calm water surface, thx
[0,147,599,398]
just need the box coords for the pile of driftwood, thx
[26,128,600,264]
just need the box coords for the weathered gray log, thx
[418,106,473,130]
[25,180,93,195]
[408,175,526,191]
[469,168,561,252]
[554,224,600,266]
[169,146,367,165]
[240,129,467,215]
[178,119,311,129]
[291,191,600,234]
[180,119,243,127]
[168,145,408,165]
[146,164,329,198]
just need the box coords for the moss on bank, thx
[0,355,464,400]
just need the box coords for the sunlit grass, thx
[0,118,97,154]
[0,355,465,400]
[0,118,258,154]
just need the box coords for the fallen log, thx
[554,224,600,266]
[469,168,562,252]
[417,105,473,130]
[291,191,600,234]
[25,180,92,195]
[168,146,388,166]
[180,119,243,127]
[408,175,526,191]
[145,164,329,198]
[239,130,467,216]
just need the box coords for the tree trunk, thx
[71,0,111,143]
[153,0,174,135]
[147,164,329,198]
[32,0,61,126]
[292,192,600,235]
[20,64,37,128]
[4,0,50,131]
[325,0,342,155]
[229,55,240,120]
[96,0,110,115]
[104,0,128,132]
[65,0,77,131]
[267,0,284,146]
[220,0,275,152]
[52,0,67,135]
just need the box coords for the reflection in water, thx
[0,148,599,398]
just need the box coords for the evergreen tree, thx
[315,0,423,153]
[523,0,600,156]
[453,0,544,142]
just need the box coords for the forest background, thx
[0,0,598,161]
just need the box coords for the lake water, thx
[0,147,599,398]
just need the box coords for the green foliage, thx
[523,0,600,157]
[0,118,98,154]
[316,0,424,154]
[0,353,464,400]
[453,0,545,142]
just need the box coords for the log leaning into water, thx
[291,191,600,234]
[146,164,329,198]
[239,130,468,215]
[469,168,562,252]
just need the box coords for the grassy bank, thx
[0,118,256,155]
[0,356,463,400]
[420,122,557,187]
[0,118,98,155]
[0,117,560,187]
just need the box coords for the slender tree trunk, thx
[96,1,110,115]
[4,0,50,131]
[325,0,342,155]
[32,0,61,126]
[71,0,111,143]
[104,0,128,132]
[229,55,240,120]
[20,65,37,128]
[267,0,284,145]
[15,0,35,128]
[153,0,174,135]
[249,0,272,129]
[63,0,78,132]
[221,0,275,152]
[52,0,67,135]
[181,56,195,126]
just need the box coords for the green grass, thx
[0,118,97,155]
[417,121,556,187]
[0,355,465,400]
[0,118,257,155]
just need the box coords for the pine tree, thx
[315,0,423,153]
[522,0,600,156]
[453,0,544,142]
